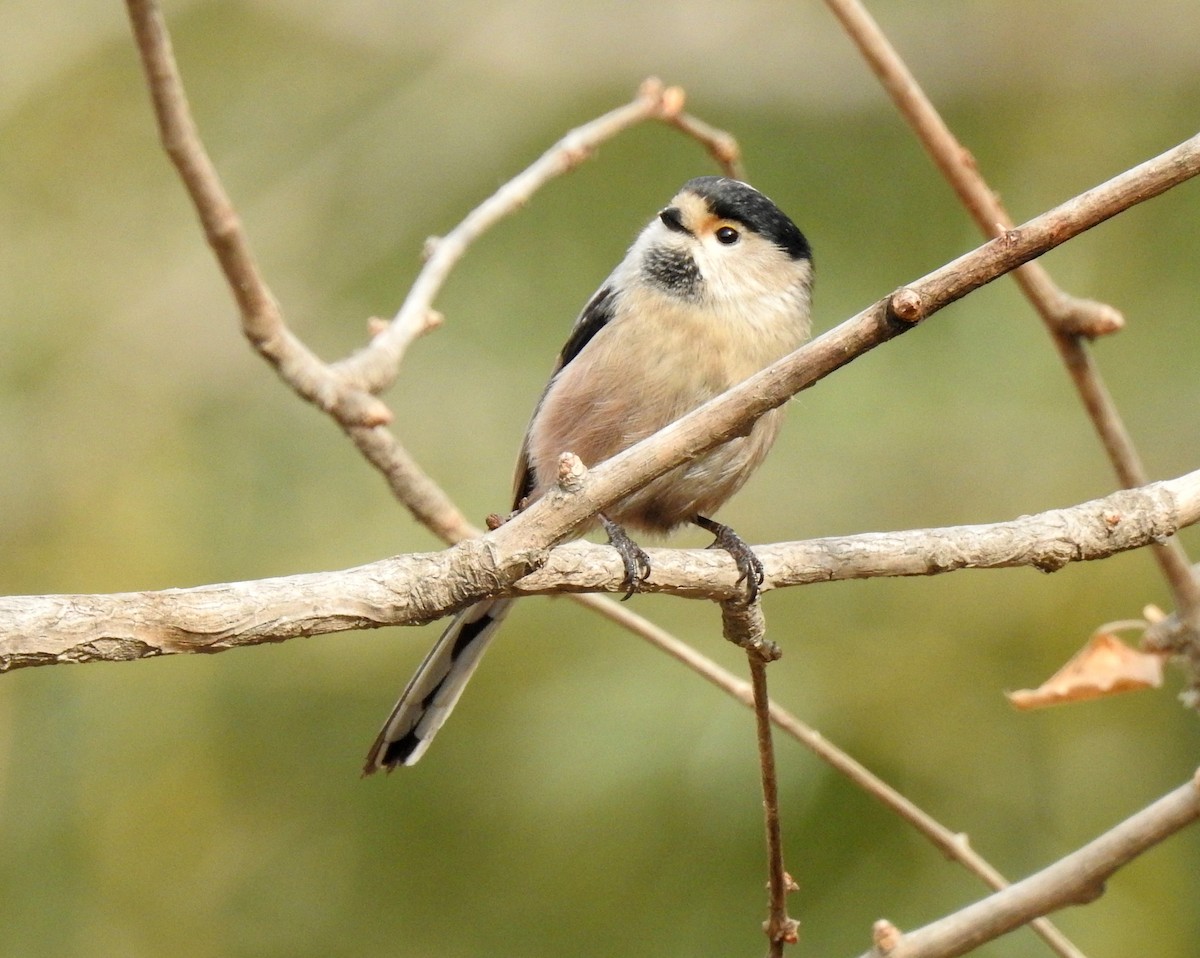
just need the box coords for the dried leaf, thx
[1007,632,1166,710]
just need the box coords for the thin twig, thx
[344,424,479,546]
[336,77,734,394]
[125,0,480,543]
[719,601,797,953]
[662,110,745,179]
[822,0,1121,339]
[822,0,1200,640]
[583,596,1086,958]
[749,655,796,956]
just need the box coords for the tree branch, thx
[861,771,1200,958]
[822,0,1200,644]
[824,0,1119,336]
[716,600,798,952]
[334,77,737,394]
[585,597,1089,958]
[4,469,1197,671]
[124,0,394,428]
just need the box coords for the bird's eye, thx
[715,226,740,245]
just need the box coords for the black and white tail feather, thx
[363,598,514,773]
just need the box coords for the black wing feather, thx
[510,285,618,506]
[557,285,617,369]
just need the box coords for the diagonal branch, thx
[822,0,1200,639]
[824,0,1119,336]
[486,130,1200,563]
[335,78,742,394]
[858,772,1200,958]
[586,596,1089,958]
[124,0,392,428]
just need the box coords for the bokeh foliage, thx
[2,1,1198,955]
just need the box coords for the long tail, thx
[362,598,514,774]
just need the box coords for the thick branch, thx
[516,473,1200,598]
[3,470,1197,671]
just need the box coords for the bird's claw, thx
[600,515,652,600]
[694,515,765,604]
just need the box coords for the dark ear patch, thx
[642,246,701,297]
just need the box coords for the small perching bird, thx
[364,176,814,773]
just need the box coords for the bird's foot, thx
[693,515,765,603]
[600,514,652,600]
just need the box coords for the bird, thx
[363,176,814,773]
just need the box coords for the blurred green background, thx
[2,1,1199,955]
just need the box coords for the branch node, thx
[763,915,801,946]
[888,286,925,324]
[556,452,588,493]
[872,918,904,954]
[659,85,687,119]
[1050,293,1126,338]
[557,138,597,171]
[368,308,443,343]
[721,599,778,660]
[332,389,394,428]
[423,309,445,333]
[1143,609,1199,654]
[637,75,664,103]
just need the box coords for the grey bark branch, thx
[3,469,1197,672]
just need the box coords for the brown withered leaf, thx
[1007,632,1167,710]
